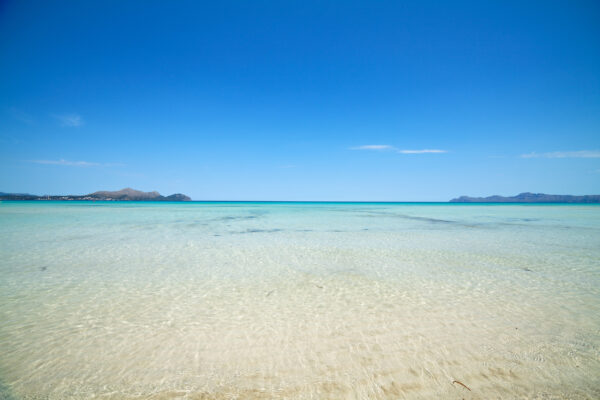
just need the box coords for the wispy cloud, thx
[53,113,84,127]
[521,150,600,159]
[8,107,35,125]
[397,149,447,154]
[351,145,447,154]
[31,159,98,167]
[30,159,123,167]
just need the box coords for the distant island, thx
[0,188,191,201]
[450,192,600,203]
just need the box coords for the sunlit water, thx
[0,201,599,399]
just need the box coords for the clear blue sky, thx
[1,1,599,200]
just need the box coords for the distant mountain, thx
[0,192,38,200]
[88,188,163,200]
[0,188,191,201]
[450,192,600,203]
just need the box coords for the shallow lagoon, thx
[1,201,599,399]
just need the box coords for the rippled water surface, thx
[1,201,599,399]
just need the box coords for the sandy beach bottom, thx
[1,202,599,398]
[2,249,599,399]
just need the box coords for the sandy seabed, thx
[1,202,599,399]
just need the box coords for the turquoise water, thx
[1,201,599,399]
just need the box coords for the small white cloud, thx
[53,113,84,127]
[32,159,98,166]
[30,159,124,167]
[351,145,447,154]
[521,150,600,159]
[397,149,447,154]
[351,145,395,150]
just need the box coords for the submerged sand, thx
[1,202,599,399]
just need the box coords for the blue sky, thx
[1,1,599,201]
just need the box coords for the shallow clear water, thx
[0,201,599,399]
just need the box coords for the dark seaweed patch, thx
[362,212,455,224]
[214,215,258,222]
[230,228,283,234]
[396,214,454,224]
[246,228,282,233]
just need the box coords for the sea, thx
[0,201,599,399]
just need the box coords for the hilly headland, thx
[450,192,600,203]
[0,188,191,201]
